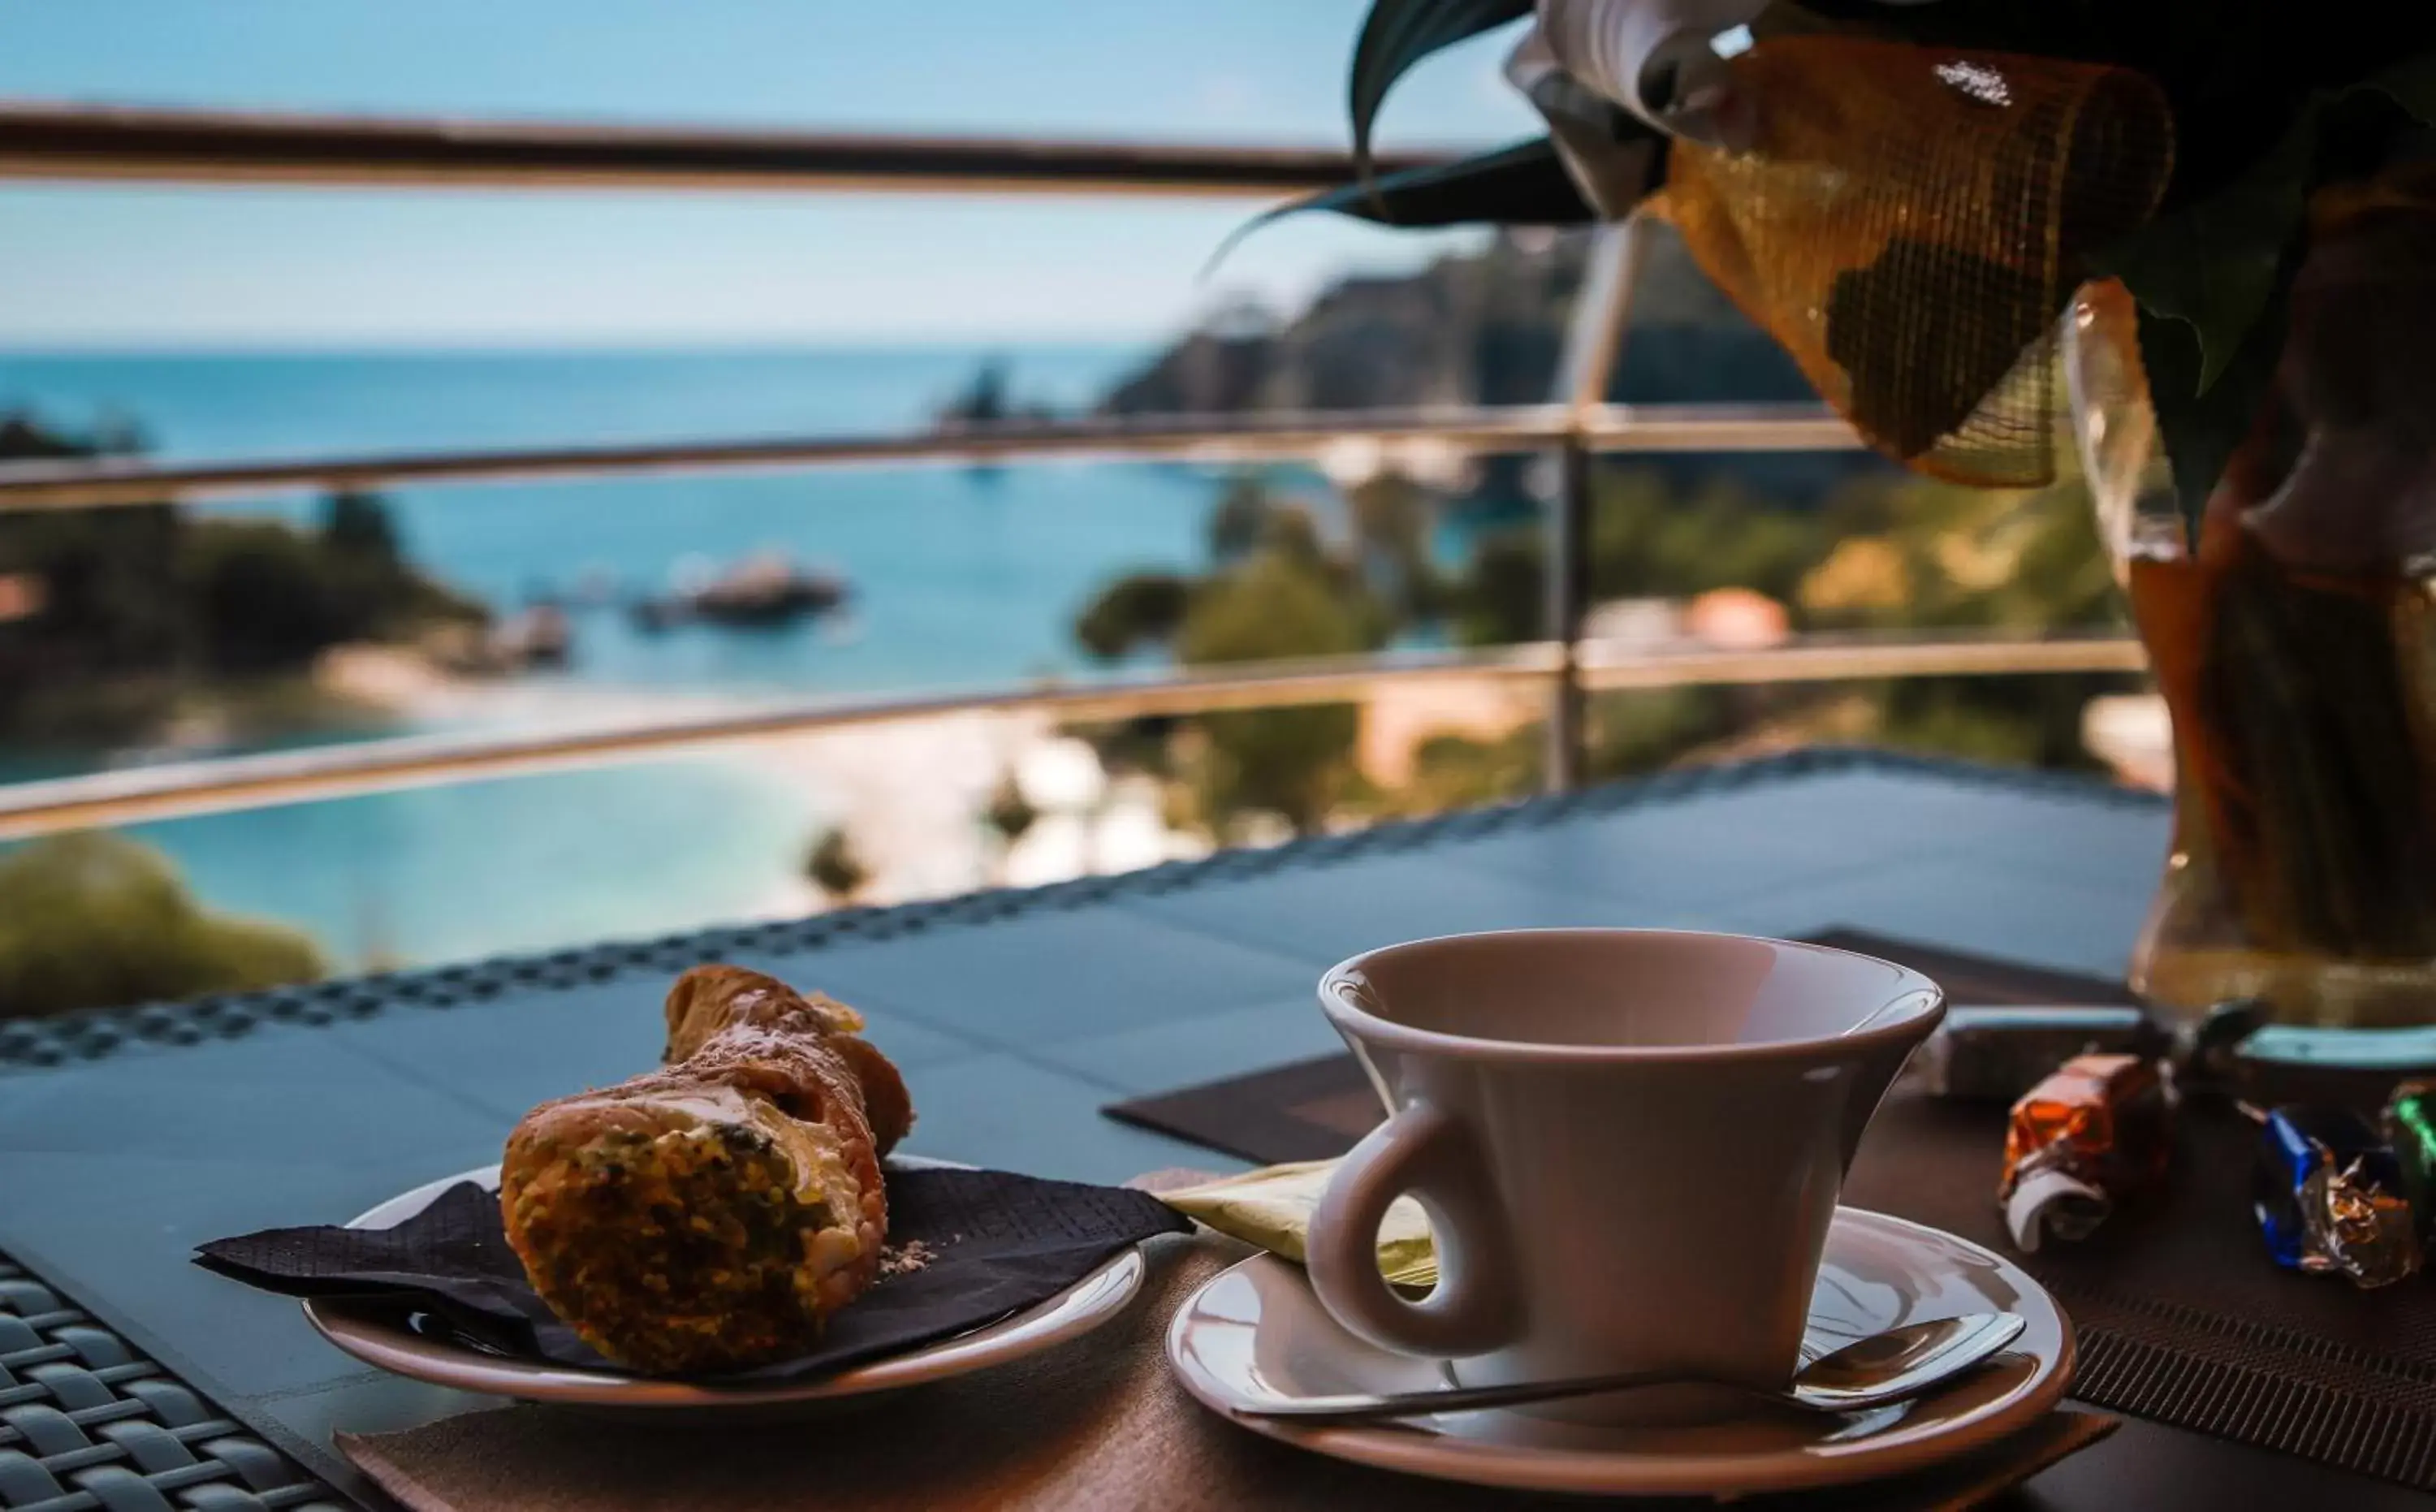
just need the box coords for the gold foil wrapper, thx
[1158,1160,1438,1288]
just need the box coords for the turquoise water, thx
[1,348,1250,967]
[120,760,820,968]
[3,348,1219,696]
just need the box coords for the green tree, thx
[185,520,356,672]
[1588,468,1826,605]
[1450,466,1835,650]
[1177,549,1376,833]
[983,771,1039,845]
[1585,685,1737,777]
[805,826,870,904]
[1803,473,2132,767]
[1451,530,1543,646]
[322,490,403,565]
[1073,572,1193,662]
[0,417,186,685]
[1207,473,1276,563]
[1394,726,1545,814]
[0,832,325,1019]
[0,413,484,745]
[1345,472,1442,618]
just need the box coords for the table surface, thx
[1,748,2429,1510]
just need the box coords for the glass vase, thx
[2064,175,2436,1030]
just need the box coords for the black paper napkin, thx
[196,1164,1194,1381]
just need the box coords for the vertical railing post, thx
[1544,217,1647,793]
[1545,436,1595,791]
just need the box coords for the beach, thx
[315,641,1209,935]
[2,345,1241,966]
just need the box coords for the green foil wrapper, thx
[2384,1081,2436,1241]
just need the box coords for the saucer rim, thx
[1164,1205,2075,1498]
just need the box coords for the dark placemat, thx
[1101,928,2137,1164]
[1108,1052,1383,1166]
[1799,927,2141,1009]
[1103,930,2436,1492]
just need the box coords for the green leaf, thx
[2101,50,2436,395]
[1207,137,1598,274]
[2366,46,2436,122]
[2095,126,2305,395]
[2101,48,2436,524]
[2136,288,2284,534]
[1349,0,1534,185]
[1294,136,1599,227]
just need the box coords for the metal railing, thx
[0,633,2145,841]
[0,104,2146,840]
[0,404,1863,512]
[0,102,1452,197]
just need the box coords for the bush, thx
[1452,530,1543,646]
[1206,474,1276,563]
[1073,572,1193,662]
[1177,550,1373,833]
[1396,727,1544,814]
[0,832,326,1019]
[186,521,358,672]
[983,771,1039,844]
[805,826,870,903]
[0,413,485,744]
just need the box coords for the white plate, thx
[304,1156,1147,1415]
[1166,1207,2072,1498]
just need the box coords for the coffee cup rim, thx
[1319,927,1945,1064]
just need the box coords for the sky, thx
[0,2,1541,348]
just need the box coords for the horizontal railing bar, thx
[0,102,1452,196]
[0,633,2140,839]
[1589,404,1861,454]
[0,404,1860,510]
[0,646,1565,839]
[1579,633,2149,689]
[0,409,1570,508]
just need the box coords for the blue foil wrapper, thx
[2250,1105,2421,1287]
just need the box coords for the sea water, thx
[0,347,1242,966]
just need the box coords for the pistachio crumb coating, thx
[499,966,914,1374]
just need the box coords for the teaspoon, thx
[1233,1311,2025,1425]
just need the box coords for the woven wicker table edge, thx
[0,1251,353,1512]
[0,745,2157,1074]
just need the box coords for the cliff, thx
[1097,224,1872,506]
[1099,225,1821,417]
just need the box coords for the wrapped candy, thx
[2249,1104,2421,1288]
[1917,1005,2158,1101]
[2385,1082,2436,1242]
[1998,1053,2171,1252]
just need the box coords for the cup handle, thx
[1307,1100,1521,1359]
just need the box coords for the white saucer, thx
[1166,1207,2072,1498]
[303,1157,1147,1417]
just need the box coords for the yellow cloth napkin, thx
[1155,1159,1438,1288]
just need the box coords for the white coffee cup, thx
[1306,929,1942,1420]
